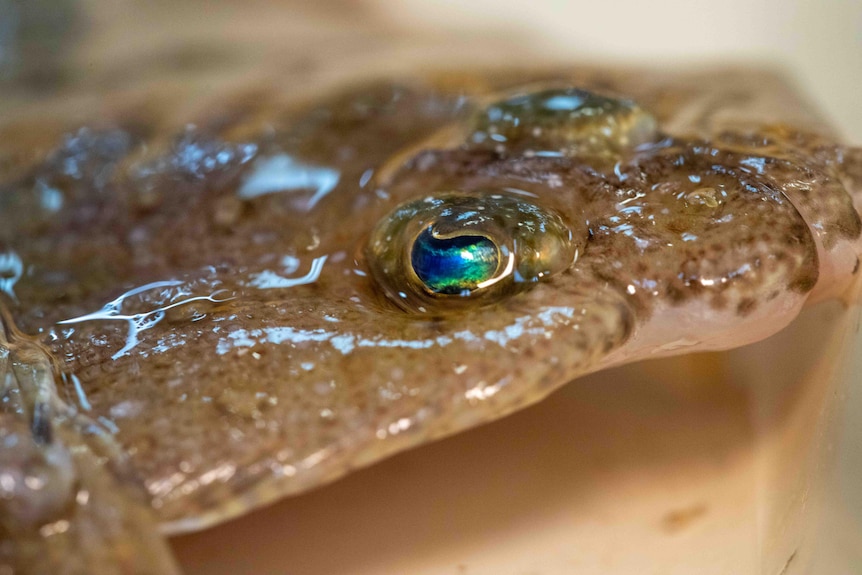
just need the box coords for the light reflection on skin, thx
[0,250,22,301]
[215,306,577,355]
[238,154,341,210]
[246,255,328,290]
[55,256,330,361]
[58,282,232,360]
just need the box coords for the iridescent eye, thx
[471,86,658,157]
[411,229,501,295]
[366,191,581,314]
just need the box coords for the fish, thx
[1,59,861,573]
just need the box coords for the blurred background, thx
[1,0,860,138]
[388,0,862,138]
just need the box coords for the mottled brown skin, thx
[1,68,862,574]
[394,144,822,316]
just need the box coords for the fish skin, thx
[0,67,861,575]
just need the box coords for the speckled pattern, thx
[1,68,861,560]
[392,144,821,316]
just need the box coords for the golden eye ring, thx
[366,191,582,315]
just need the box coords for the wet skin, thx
[1,68,862,574]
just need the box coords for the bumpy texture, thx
[1,67,861,575]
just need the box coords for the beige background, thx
[377,0,862,140]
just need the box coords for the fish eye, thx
[366,191,581,314]
[471,86,658,156]
[410,228,503,295]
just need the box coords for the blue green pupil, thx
[411,228,500,295]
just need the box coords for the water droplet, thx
[47,128,133,183]
[143,127,256,181]
[215,388,273,420]
[684,187,721,209]
[128,127,257,211]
